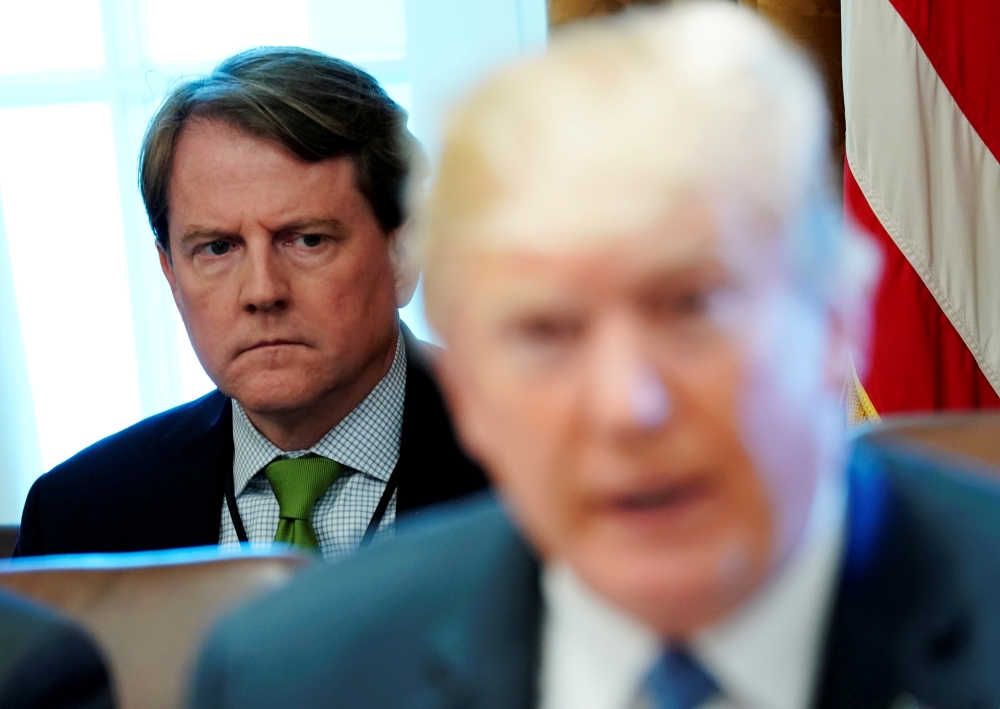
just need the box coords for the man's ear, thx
[388,222,421,308]
[825,223,881,397]
[822,307,853,397]
[822,286,874,402]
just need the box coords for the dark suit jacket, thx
[14,328,487,556]
[190,436,1000,709]
[0,592,114,709]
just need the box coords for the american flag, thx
[844,0,1000,415]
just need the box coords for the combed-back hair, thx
[419,1,878,331]
[140,46,421,251]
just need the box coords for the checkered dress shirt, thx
[219,335,406,559]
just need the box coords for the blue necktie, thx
[644,650,719,709]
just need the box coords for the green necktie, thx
[264,455,342,552]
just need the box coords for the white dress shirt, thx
[539,470,847,709]
[218,334,407,560]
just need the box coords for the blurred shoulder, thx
[0,593,113,708]
[849,432,1000,606]
[194,495,534,707]
[852,432,1000,537]
[823,435,1000,706]
[230,493,521,630]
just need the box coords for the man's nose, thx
[239,241,291,313]
[584,315,672,435]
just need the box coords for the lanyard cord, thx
[224,464,400,549]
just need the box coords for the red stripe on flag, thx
[846,162,1000,413]
[889,0,1000,164]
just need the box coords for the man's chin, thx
[570,542,763,638]
[223,373,333,415]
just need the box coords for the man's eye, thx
[672,290,710,316]
[517,317,584,345]
[208,240,231,256]
[297,234,324,248]
[647,287,716,321]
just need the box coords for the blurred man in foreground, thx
[15,48,485,560]
[0,592,114,708]
[191,5,1000,709]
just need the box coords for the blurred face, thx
[438,201,845,638]
[161,120,401,418]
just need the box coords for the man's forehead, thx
[173,119,345,174]
[466,189,779,265]
[458,216,730,293]
[170,119,362,202]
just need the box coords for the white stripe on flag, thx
[843,0,1000,393]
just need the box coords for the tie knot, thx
[264,455,342,521]
[644,650,718,709]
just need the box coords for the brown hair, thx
[140,46,421,251]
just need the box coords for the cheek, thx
[672,343,743,429]
[668,341,776,566]
[316,245,397,319]
[172,273,237,361]
[462,357,582,554]
[481,375,575,478]
[736,302,829,562]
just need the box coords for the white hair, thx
[417,0,878,326]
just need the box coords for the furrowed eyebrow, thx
[276,218,347,237]
[180,218,347,245]
[180,227,236,244]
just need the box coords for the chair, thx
[0,547,309,709]
[862,412,1000,480]
[0,526,17,558]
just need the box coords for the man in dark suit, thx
[15,47,485,559]
[189,5,1000,709]
[192,440,1000,709]
[0,592,114,709]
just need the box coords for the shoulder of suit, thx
[0,593,112,707]
[834,437,1000,709]
[0,592,85,648]
[402,333,437,375]
[194,496,540,709]
[853,434,1000,530]
[211,494,525,643]
[31,390,229,492]
[0,592,101,670]
[851,435,1000,611]
[296,493,518,599]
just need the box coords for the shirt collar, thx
[539,469,846,709]
[539,563,660,709]
[231,333,407,495]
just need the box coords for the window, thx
[0,0,546,522]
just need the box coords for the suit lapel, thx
[394,325,488,515]
[127,391,232,550]
[121,323,483,551]
[815,441,980,709]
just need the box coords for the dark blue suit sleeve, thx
[0,595,115,709]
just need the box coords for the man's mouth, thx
[608,478,711,515]
[239,339,304,355]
